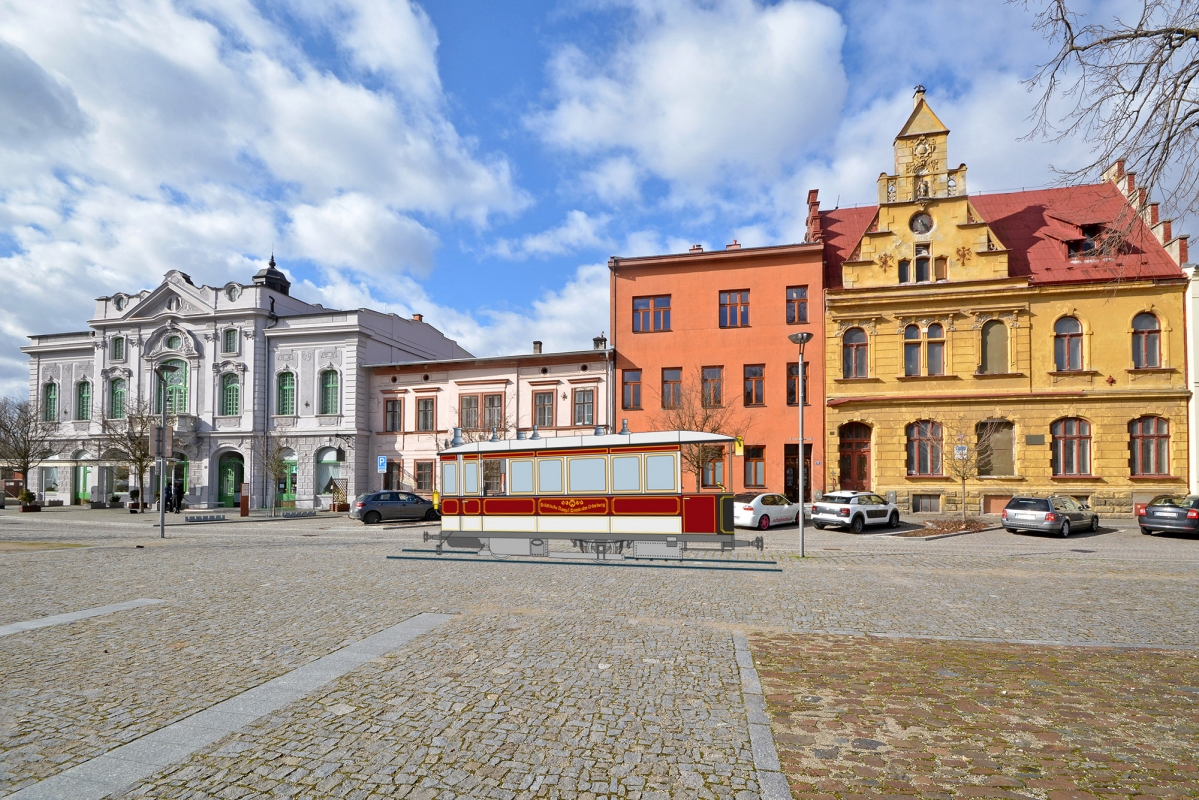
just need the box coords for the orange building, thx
[609,242,826,499]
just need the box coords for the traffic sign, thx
[377,455,388,473]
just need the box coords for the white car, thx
[811,491,900,533]
[733,492,804,531]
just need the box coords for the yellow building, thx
[811,88,1191,516]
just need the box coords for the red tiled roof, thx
[819,206,877,289]
[970,183,1183,285]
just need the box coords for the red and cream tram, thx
[433,429,746,559]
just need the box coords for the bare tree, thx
[97,398,162,512]
[650,367,748,492]
[1026,0,1199,218]
[251,429,294,516]
[941,417,1011,522]
[0,396,64,504]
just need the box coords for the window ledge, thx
[631,330,671,334]
[977,475,1026,481]
[1128,475,1184,481]
[786,321,812,326]
[1048,370,1099,377]
[1049,475,1105,482]
[897,375,959,381]
[972,372,1026,379]
[1126,367,1177,374]
[214,414,242,419]
[833,377,883,383]
[905,474,947,480]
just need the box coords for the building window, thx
[843,328,868,378]
[719,290,750,328]
[662,368,681,409]
[914,244,931,283]
[220,373,240,416]
[459,395,479,430]
[483,393,504,430]
[743,365,764,406]
[1068,224,1103,257]
[701,367,723,407]
[315,447,342,495]
[787,362,810,405]
[415,461,434,492]
[903,325,921,376]
[42,383,58,422]
[622,370,642,409]
[165,334,182,350]
[573,388,595,426]
[166,296,181,311]
[786,286,808,324]
[1051,417,1091,476]
[898,259,911,283]
[111,337,125,361]
[222,328,237,354]
[385,399,403,432]
[108,378,126,419]
[534,391,554,428]
[906,420,943,476]
[977,420,1015,476]
[76,381,91,421]
[416,397,435,431]
[912,494,940,513]
[1129,416,1169,476]
[703,448,725,488]
[744,446,765,487]
[632,296,671,332]
[927,323,945,375]
[157,359,188,414]
[40,466,59,493]
[1054,317,1083,371]
[319,370,339,415]
[276,372,296,415]
[384,460,403,491]
[980,320,1007,374]
[1132,313,1161,368]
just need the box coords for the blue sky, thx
[0,0,1137,396]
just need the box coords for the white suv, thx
[812,491,900,533]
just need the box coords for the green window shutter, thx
[221,374,240,416]
[320,371,339,415]
[109,379,126,419]
[43,384,58,422]
[76,382,91,420]
[277,372,295,415]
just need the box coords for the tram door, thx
[838,423,871,492]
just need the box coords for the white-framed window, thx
[222,328,238,354]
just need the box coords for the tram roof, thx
[441,430,735,455]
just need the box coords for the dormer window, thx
[166,296,181,312]
[113,295,126,311]
[226,285,241,302]
[1068,224,1103,257]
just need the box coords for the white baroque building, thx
[22,264,471,509]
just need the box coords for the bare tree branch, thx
[0,396,65,503]
[649,367,749,492]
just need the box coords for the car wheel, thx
[888,511,900,528]
[1141,527,1153,535]
[1090,515,1099,532]
[758,515,771,531]
[363,511,381,525]
[423,508,440,521]
[794,512,803,527]
[1060,519,1071,538]
[850,515,864,534]
[1004,528,1018,534]
[813,523,826,530]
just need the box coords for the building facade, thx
[367,343,613,496]
[815,89,1191,515]
[609,243,826,498]
[22,264,471,509]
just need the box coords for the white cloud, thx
[493,210,613,260]
[289,194,440,277]
[581,156,641,204]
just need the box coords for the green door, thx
[217,454,244,508]
[276,461,297,507]
[75,465,92,504]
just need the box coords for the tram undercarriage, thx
[424,529,764,560]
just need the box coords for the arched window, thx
[108,379,126,419]
[276,372,296,416]
[222,328,238,354]
[980,320,1008,374]
[1053,317,1083,371]
[906,420,942,476]
[977,420,1014,476]
[926,323,945,375]
[316,447,343,495]
[220,373,240,416]
[903,325,921,376]
[1051,418,1091,476]
[1132,313,1160,369]
[319,370,339,415]
[843,328,868,378]
[157,359,188,414]
[76,381,91,421]
[42,383,58,422]
[1129,416,1169,476]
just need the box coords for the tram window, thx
[568,457,608,493]
[646,454,677,492]
[463,461,479,494]
[612,455,641,492]
[510,459,534,493]
[538,459,563,494]
[441,462,458,495]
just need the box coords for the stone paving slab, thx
[752,632,1199,798]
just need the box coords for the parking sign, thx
[377,455,388,473]
[953,445,968,460]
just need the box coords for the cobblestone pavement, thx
[753,633,1199,798]
[0,509,1197,798]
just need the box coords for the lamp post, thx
[788,331,813,557]
[154,364,177,539]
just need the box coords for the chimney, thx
[806,189,823,243]
[689,244,703,253]
[726,240,741,250]
[412,313,423,322]
[592,333,607,350]
[913,83,926,108]
[532,340,543,354]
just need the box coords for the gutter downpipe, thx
[264,296,279,516]
[608,257,618,434]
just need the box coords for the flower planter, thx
[108,501,123,509]
[89,501,107,510]
[19,505,41,513]
[331,503,350,513]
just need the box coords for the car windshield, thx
[1007,498,1050,511]
[821,494,853,504]
[1148,495,1190,507]
[733,493,761,503]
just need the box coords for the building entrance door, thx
[784,444,813,503]
[74,464,92,504]
[277,460,298,508]
[217,453,244,508]
[838,423,871,491]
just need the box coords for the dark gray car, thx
[1002,495,1098,537]
[350,491,438,524]
[1138,494,1199,536]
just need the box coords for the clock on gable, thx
[909,212,934,234]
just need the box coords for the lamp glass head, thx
[788,332,814,345]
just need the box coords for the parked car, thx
[350,491,439,524]
[733,492,804,530]
[1002,495,1098,537]
[811,491,900,533]
[1138,494,1199,536]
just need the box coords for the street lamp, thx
[154,364,177,539]
[788,331,814,557]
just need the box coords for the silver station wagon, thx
[1002,495,1099,537]
[811,491,900,533]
